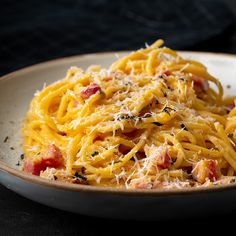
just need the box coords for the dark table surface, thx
[1,0,236,235]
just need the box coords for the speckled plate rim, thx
[1,50,236,196]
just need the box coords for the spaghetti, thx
[22,40,236,189]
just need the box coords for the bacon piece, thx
[129,177,152,189]
[73,100,79,107]
[23,157,46,176]
[227,103,235,111]
[23,144,64,175]
[81,83,101,100]
[192,159,221,184]
[162,70,171,77]
[152,180,165,189]
[94,134,103,142]
[43,144,63,167]
[148,145,170,169]
[192,76,209,98]
[156,147,170,169]
[118,144,130,155]
[124,129,138,139]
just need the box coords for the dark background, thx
[1,0,236,235]
[1,0,236,76]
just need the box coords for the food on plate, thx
[22,39,236,189]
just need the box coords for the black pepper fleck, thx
[81,167,86,174]
[180,123,188,131]
[153,122,163,126]
[91,151,99,157]
[3,136,9,143]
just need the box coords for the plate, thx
[1,51,236,220]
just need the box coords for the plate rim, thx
[1,50,236,82]
[1,50,236,196]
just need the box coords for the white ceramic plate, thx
[1,51,236,220]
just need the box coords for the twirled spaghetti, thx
[22,40,236,189]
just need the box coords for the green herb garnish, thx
[117,115,136,121]
[114,160,122,164]
[162,107,175,115]
[74,172,87,181]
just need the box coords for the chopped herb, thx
[74,172,87,181]
[3,136,9,143]
[117,115,125,120]
[124,82,132,86]
[20,154,24,160]
[163,107,170,115]
[114,160,122,163]
[162,107,175,115]
[181,123,188,131]
[91,151,99,157]
[10,147,15,150]
[100,90,105,96]
[16,161,20,166]
[117,115,136,121]
[153,122,163,126]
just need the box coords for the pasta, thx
[22,39,236,189]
